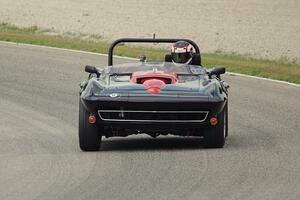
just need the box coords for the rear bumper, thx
[81,95,226,129]
[80,95,226,137]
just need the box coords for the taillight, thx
[210,117,218,126]
[88,115,96,124]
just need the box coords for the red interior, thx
[131,71,177,95]
[131,72,177,84]
[142,79,166,95]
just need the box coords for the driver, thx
[171,41,195,65]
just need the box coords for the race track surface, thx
[0,42,299,200]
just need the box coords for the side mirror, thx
[209,67,226,77]
[85,65,101,77]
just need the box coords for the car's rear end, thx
[81,88,226,137]
[78,38,228,151]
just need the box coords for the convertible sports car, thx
[79,38,229,151]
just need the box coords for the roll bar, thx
[108,38,200,66]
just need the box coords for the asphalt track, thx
[0,42,299,200]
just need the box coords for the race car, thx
[79,38,229,151]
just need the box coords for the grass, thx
[0,22,299,84]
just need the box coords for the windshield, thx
[110,61,206,75]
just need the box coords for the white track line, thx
[227,72,300,87]
[1,40,299,87]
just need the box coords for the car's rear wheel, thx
[225,102,228,138]
[203,103,227,148]
[79,99,102,151]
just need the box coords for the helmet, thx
[171,41,194,64]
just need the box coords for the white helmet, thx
[171,41,195,64]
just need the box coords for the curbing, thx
[0,40,299,88]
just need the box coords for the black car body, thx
[79,38,229,151]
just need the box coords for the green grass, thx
[0,22,299,84]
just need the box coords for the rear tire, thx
[225,102,228,138]
[204,104,227,148]
[79,99,102,151]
